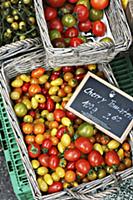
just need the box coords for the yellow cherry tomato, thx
[61,134,71,147]
[37,167,48,176]
[55,167,65,178]
[73,182,78,187]
[61,117,72,127]
[54,67,61,71]
[107,140,120,150]
[22,99,32,110]
[35,94,46,103]
[93,143,103,155]
[51,78,63,86]
[20,74,30,82]
[55,103,63,110]
[48,86,59,95]
[11,79,23,87]
[37,178,48,192]
[39,74,49,84]
[58,142,65,153]
[51,128,57,136]
[51,172,60,181]
[117,148,124,160]
[43,174,53,185]
[51,96,61,103]
[31,160,40,169]
[31,97,38,109]
[63,182,70,189]
[41,110,49,118]
[23,115,33,123]
[87,64,97,71]
[10,91,21,100]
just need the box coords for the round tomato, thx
[22,83,30,93]
[90,0,109,10]
[53,109,66,122]
[76,159,90,174]
[49,155,60,169]
[14,103,27,117]
[67,161,75,170]
[28,84,41,96]
[38,154,49,167]
[35,134,45,145]
[48,182,63,193]
[56,126,68,139]
[25,135,35,144]
[49,30,61,41]
[47,0,66,8]
[65,170,76,182]
[28,143,41,158]
[73,4,89,22]
[64,27,79,38]
[49,18,63,32]
[22,123,33,134]
[78,20,92,32]
[62,66,74,72]
[105,150,120,167]
[42,139,53,153]
[92,20,106,37]
[75,137,93,154]
[52,38,66,48]
[88,150,104,167]
[64,148,81,161]
[66,111,77,120]
[100,135,110,145]
[62,14,76,27]
[70,37,83,47]
[33,123,45,135]
[49,146,58,155]
[89,8,103,21]
[45,7,57,21]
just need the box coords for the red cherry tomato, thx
[75,74,85,81]
[22,83,30,93]
[49,155,60,169]
[56,126,68,139]
[28,84,41,96]
[75,137,93,154]
[28,110,36,118]
[67,161,75,170]
[66,111,77,120]
[88,150,104,167]
[68,0,78,3]
[105,150,120,167]
[64,148,81,161]
[70,37,83,47]
[48,182,63,193]
[78,20,92,32]
[42,139,53,153]
[38,103,46,110]
[62,66,74,72]
[46,98,55,112]
[53,109,66,122]
[76,159,90,174]
[31,67,45,78]
[45,6,57,21]
[49,146,58,155]
[74,4,89,22]
[90,0,109,10]
[92,21,106,37]
[38,154,49,167]
[64,27,79,38]
[41,88,48,95]
[49,18,63,32]
[50,74,59,81]
[28,143,40,158]
[47,0,66,8]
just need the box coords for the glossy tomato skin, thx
[70,37,83,47]
[62,66,74,72]
[105,150,120,167]
[64,27,79,38]
[64,148,81,161]
[49,155,60,169]
[75,137,93,154]
[46,98,55,112]
[67,161,75,170]
[56,126,68,139]
[68,0,78,3]
[49,18,63,32]
[90,0,109,10]
[39,103,46,110]
[92,21,106,37]
[38,154,49,167]
[76,159,90,174]
[22,83,30,93]
[31,67,45,78]
[53,109,66,122]
[48,182,63,193]
[47,0,66,8]
[42,139,53,153]
[88,150,104,167]
[74,5,89,22]
[49,146,58,155]
[66,111,77,120]
[28,143,40,158]
[60,3,74,14]
[45,7,57,21]
[78,20,92,32]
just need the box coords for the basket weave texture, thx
[0,49,133,200]
[34,0,132,67]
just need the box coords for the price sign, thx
[65,72,133,143]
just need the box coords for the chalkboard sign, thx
[65,72,133,143]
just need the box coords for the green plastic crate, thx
[0,94,34,200]
[110,54,133,96]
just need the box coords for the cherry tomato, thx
[35,134,45,145]
[124,158,132,168]
[74,4,89,22]
[22,123,33,134]
[62,66,73,72]
[105,150,120,167]
[48,182,63,193]
[70,37,83,47]
[28,84,41,96]
[68,0,78,3]
[122,142,131,152]
[59,3,74,15]
[100,135,110,145]
[28,143,41,158]
[25,135,35,144]
[49,18,63,32]
[42,139,53,153]
[49,146,58,155]
[33,123,45,135]
[49,155,60,169]
[22,83,30,93]
[53,109,66,122]
[67,161,75,170]
[92,21,106,37]
[76,159,90,174]
[38,154,49,167]
[28,110,36,118]
[64,27,79,38]
[38,103,46,110]
[75,137,93,154]
[41,88,48,95]
[65,170,76,182]
[58,88,66,97]
[66,111,77,120]
[90,0,109,10]
[62,14,76,27]
[64,148,81,161]
[46,98,55,112]
[31,67,45,78]
[56,126,68,139]
[78,20,92,32]
[14,103,28,117]
[88,150,104,167]
[64,85,72,93]
[45,7,57,21]
[50,136,59,146]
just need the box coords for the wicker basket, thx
[34,0,132,67]
[0,49,133,200]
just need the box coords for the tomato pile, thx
[10,65,132,194]
[44,0,112,47]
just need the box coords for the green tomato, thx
[89,8,103,21]
[49,30,61,41]
[98,169,106,179]
[78,35,87,43]
[77,122,94,138]
[77,0,90,9]
[87,169,97,181]
[14,103,27,117]
[100,37,113,43]
[62,14,76,28]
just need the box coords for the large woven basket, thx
[0,49,133,200]
[34,0,132,67]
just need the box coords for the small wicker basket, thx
[0,49,133,200]
[34,0,132,67]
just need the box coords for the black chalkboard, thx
[65,72,133,143]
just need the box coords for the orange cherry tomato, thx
[65,170,76,183]
[58,89,67,97]
[28,84,41,96]
[30,78,39,84]
[22,123,33,134]
[31,67,46,78]
[35,134,45,145]
[50,136,59,146]
[45,82,51,89]
[49,121,59,129]
[61,101,67,108]
[122,142,131,152]
[34,123,45,135]
[64,85,72,94]
[44,132,51,139]
[25,135,35,144]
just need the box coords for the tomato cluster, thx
[10,65,132,194]
[44,0,111,48]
